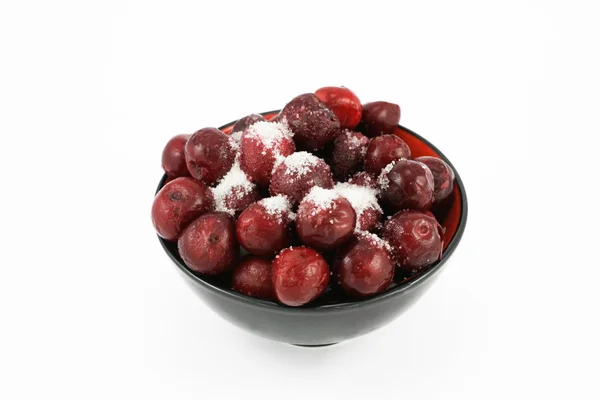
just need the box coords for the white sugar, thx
[302,186,341,213]
[282,151,320,177]
[356,230,392,253]
[212,161,256,215]
[259,195,295,222]
[335,182,382,231]
[378,161,396,191]
[345,131,363,149]
[245,121,294,149]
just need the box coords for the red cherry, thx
[151,177,214,240]
[185,128,235,185]
[330,129,369,181]
[334,234,395,297]
[231,256,275,300]
[231,113,266,134]
[364,134,411,175]
[162,134,191,178]
[269,152,334,204]
[379,159,434,211]
[358,101,401,137]
[382,210,443,273]
[314,86,362,129]
[239,121,295,187]
[177,212,239,275]
[278,93,340,151]
[272,246,330,306]
[236,195,294,257]
[415,156,455,204]
[347,171,378,189]
[295,187,356,251]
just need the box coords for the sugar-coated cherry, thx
[212,162,262,216]
[364,134,411,175]
[314,86,362,129]
[185,127,235,185]
[415,156,455,204]
[231,256,274,300]
[151,177,215,240]
[231,113,266,134]
[334,183,382,232]
[347,171,378,189]
[295,187,356,251]
[269,152,334,204]
[379,159,434,211]
[382,210,443,273]
[278,93,340,151]
[272,246,330,306]
[236,195,294,257]
[330,129,369,181]
[240,121,295,187]
[162,134,191,178]
[334,233,395,297]
[177,212,239,275]
[358,101,401,137]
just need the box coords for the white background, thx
[1,1,599,399]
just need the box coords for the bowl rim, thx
[157,110,468,313]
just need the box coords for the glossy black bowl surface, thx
[156,111,468,346]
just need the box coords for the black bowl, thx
[156,111,468,347]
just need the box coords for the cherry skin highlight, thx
[358,101,401,137]
[151,177,214,240]
[177,212,239,275]
[231,256,275,300]
[382,210,443,273]
[364,134,411,175]
[379,159,435,211]
[162,134,191,178]
[185,127,235,185]
[272,246,330,307]
[334,235,395,297]
[314,86,362,129]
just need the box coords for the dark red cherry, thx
[151,177,214,240]
[334,234,395,297]
[364,134,411,175]
[382,210,443,273]
[177,212,239,275]
[272,246,330,306]
[231,256,275,300]
[358,101,401,137]
[330,129,369,181]
[278,93,340,151]
[295,187,356,251]
[379,159,434,211]
[415,156,455,204]
[185,127,235,185]
[162,134,191,178]
[269,152,334,204]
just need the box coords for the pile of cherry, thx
[152,87,455,307]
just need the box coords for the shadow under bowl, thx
[156,110,468,346]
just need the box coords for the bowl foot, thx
[293,343,338,348]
